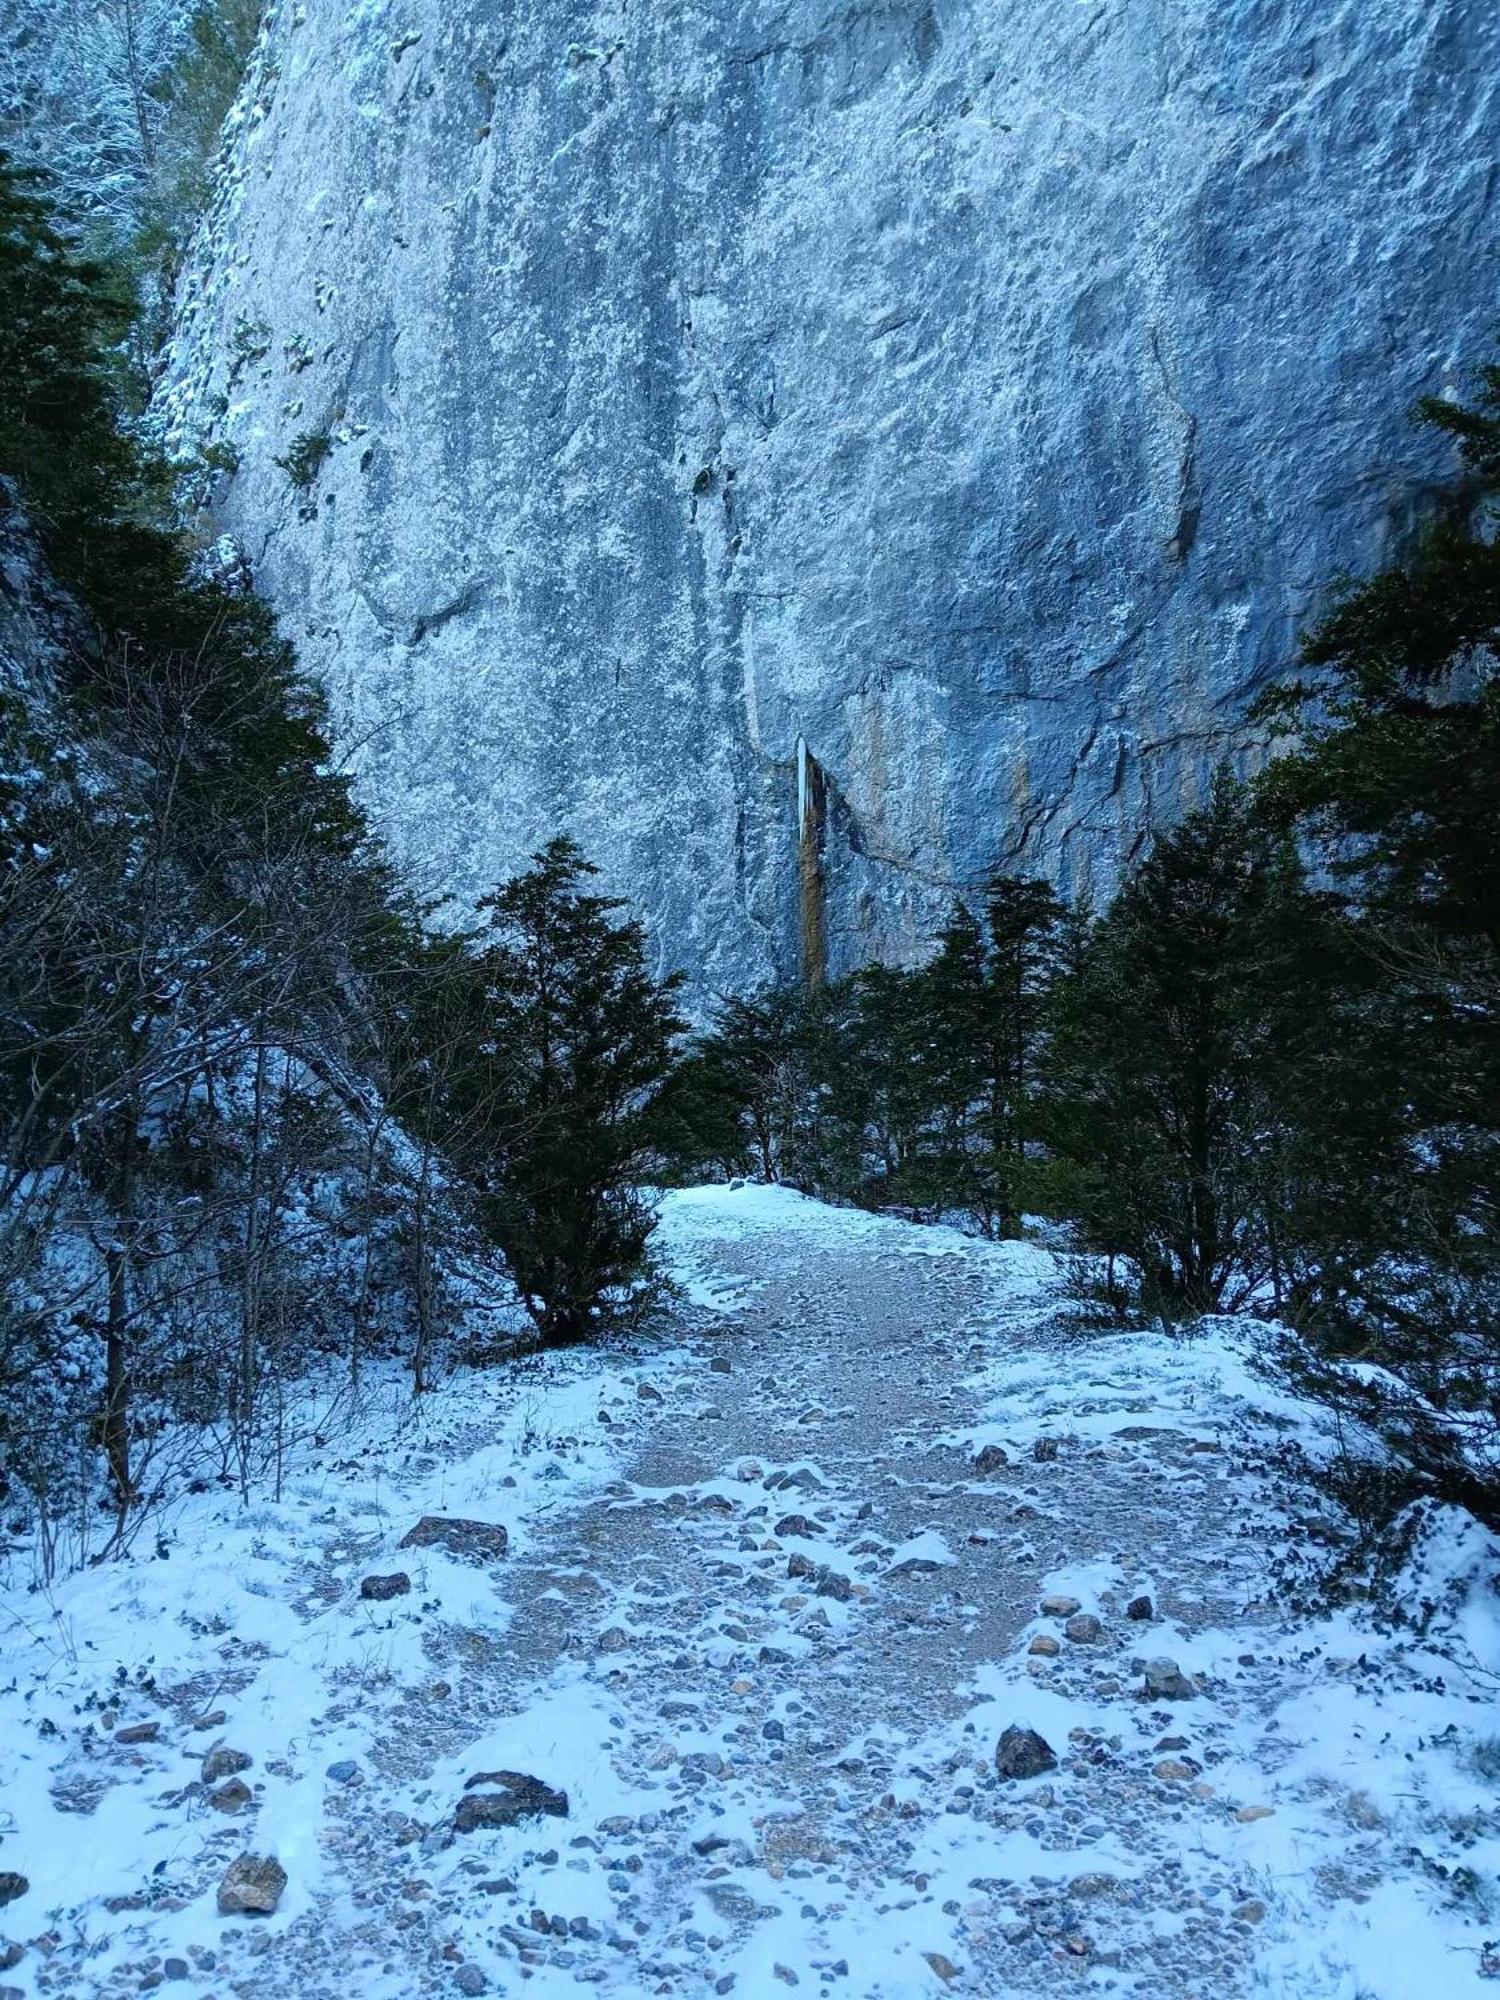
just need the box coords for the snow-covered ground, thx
[1,1185,1497,1997]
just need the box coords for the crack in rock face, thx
[164,1,1500,1000]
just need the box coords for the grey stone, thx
[216,1854,286,1916]
[995,1726,1058,1781]
[0,1877,25,1911]
[398,1517,509,1563]
[454,1965,488,1994]
[209,1779,253,1813]
[114,1721,160,1745]
[972,1445,1009,1476]
[325,1759,360,1784]
[1126,1594,1156,1622]
[1142,1658,1201,1702]
[1064,1612,1103,1644]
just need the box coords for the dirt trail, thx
[235,1192,1284,1999]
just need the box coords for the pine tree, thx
[1252,364,1500,1504]
[466,839,685,1345]
[1049,774,1341,1316]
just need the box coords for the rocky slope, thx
[164,0,1500,995]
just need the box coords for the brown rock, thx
[923,1951,959,1983]
[774,1514,819,1538]
[454,1772,569,1833]
[114,1721,160,1746]
[1040,1594,1081,1619]
[398,1517,508,1563]
[995,1725,1057,1780]
[972,1444,1009,1476]
[360,1572,411,1601]
[1028,1635,1061,1658]
[1064,1612,1103,1644]
[1236,1805,1274,1824]
[1233,1898,1268,1925]
[216,1854,286,1916]
[210,1779,253,1813]
[1153,1758,1200,1782]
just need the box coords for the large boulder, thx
[454,1771,569,1834]
[995,1726,1058,1781]
[217,1854,286,1916]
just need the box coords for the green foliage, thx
[460,840,686,1345]
[277,428,332,489]
[1250,366,1500,1504]
[1047,774,1354,1316]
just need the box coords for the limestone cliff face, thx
[165,0,1500,996]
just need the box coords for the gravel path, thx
[216,1194,1290,1998]
[24,1189,1458,1999]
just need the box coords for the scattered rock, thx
[1065,1613,1103,1644]
[1032,1438,1060,1462]
[1236,1805,1274,1824]
[1141,1658,1200,1702]
[814,1567,855,1602]
[710,1356,733,1375]
[972,1444,1009,1476]
[995,1726,1058,1781]
[774,1514,819,1538]
[0,1876,26,1911]
[1125,1594,1155,1622]
[114,1721,160,1746]
[360,1572,411,1601]
[210,1779,253,1813]
[1040,1594,1080,1619]
[399,1517,509,1563]
[1028,1635,1061,1658]
[454,1772,569,1833]
[216,1854,286,1917]
[202,1747,252,1784]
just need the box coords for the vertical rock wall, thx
[165,0,1500,998]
